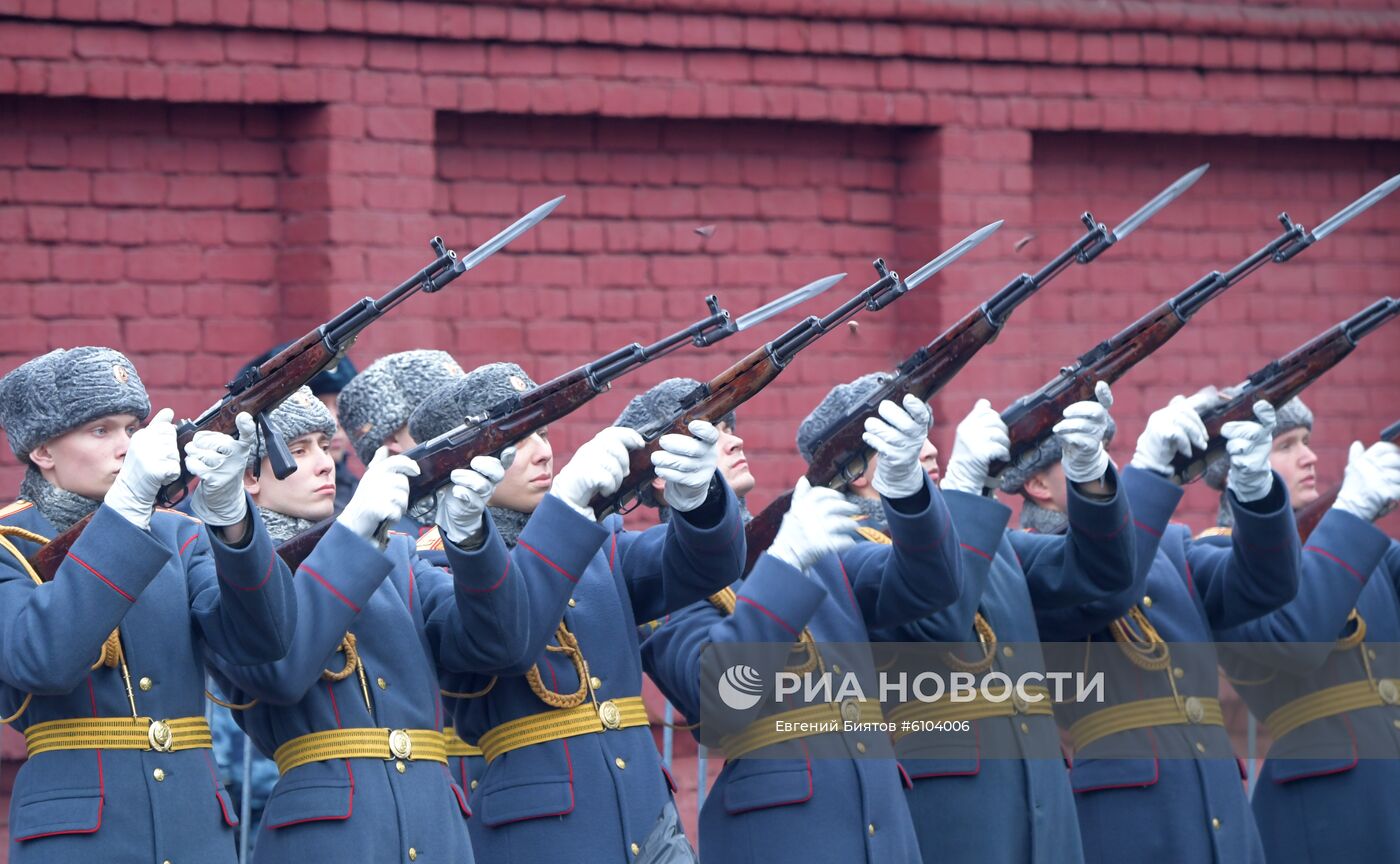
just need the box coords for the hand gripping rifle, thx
[1294,417,1400,542]
[743,166,1209,570]
[1168,298,1399,486]
[30,197,563,581]
[274,276,843,567]
[989,174,1400,481]
[586,221,1005,522]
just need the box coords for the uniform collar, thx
[19,466,100,534]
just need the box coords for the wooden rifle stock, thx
[1168,298,1399,486]
[31,243,465,581]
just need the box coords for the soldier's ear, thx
[650,476,665,495]
[28,444,56,472]
[1022,472,1055,506]
[243,467,261,497]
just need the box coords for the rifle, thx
[1168,298,1399,485]
[586,221,1005,521]
[1295,418,1400,541]
[990,174,1400,479]
[30,197,563,581]
[744,166,1209,569]
[274,275,843,568]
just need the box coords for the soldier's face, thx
[490,429,553,514]
[715,421,754,497]
[1269,427,1318,508]
[846,437,938,500]
[244,433,337,521]
[918,438,940,484]
[29,413,140,500]
[383,425,416,459]
[316,393,351,464]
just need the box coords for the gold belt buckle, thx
[1379,679,1399,706]
[388,729,413,760]
[598,700,622,730]
[148,719,174,753]
[1184,697,1205,724]
[1012,691,1031,715]
[840,698,862,724]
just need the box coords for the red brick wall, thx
[3,0,1400,853]
[429,113,909,470]
[937,131,1400,530]
[0,96,289,407]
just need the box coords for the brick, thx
[204,247,275,281]
[198,318,272,354]
[14,169,89,204]
[0,23,74,59]
[166,174,238,207]
[952,27,986,60]
[151,30,221,63]
[289,0,326,30]
[226,32,295,65]
[296,35,367,68]
[93,172,166,205]
[364,105,432,141]
[175,0,212,21]
[420,42,486,75]
[985,29,1018,61]
[363,0,401,33]
[367,39,417,71]
[56,0,97,16]
[124,246,204,285]
[1080,33,1110,65]
[621,50,684,80]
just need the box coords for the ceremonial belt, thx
[722,699,884,759]
[274,728,448,774]
[889,685,1053,742]
[1266,677,1400,741]
[479,696,649,764]
[443,727,484,758]
[1069,696,1223,750]
[26,716,211,758]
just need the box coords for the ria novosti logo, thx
[717,664,765,710]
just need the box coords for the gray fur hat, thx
[1204,395,1312,492]
[0,347,151,464]
[797,372,892,465]
[337,350,463,465]
[250,386,338,469]
[614,378,734,436]
[409,362,537,444]
[615,377,735,509]
[999,414,1117,495]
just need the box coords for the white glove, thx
[1221,400,1276,504]
[1131,395,1209,476]
[1055,381,1114,484]
[185,412,256,527]
[437,450,513,545]
[768,477,860,573]
[105,408,181,530]
[337,448,420,541]
[1334,441,1400,522]
[550,426,644,521]
[652,421,720,513]
[941,399,1010,496]
[865,394,933,499]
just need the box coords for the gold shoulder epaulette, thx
[856,525,891,545]
[0,500,35,520]
[416,526,444,552]
[1194,526,1233,540]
